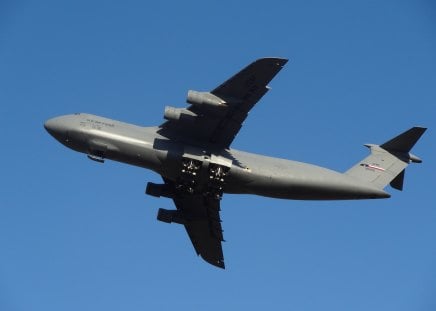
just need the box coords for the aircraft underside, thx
[44,57,426,268]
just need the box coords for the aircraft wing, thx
[158,57,288,149]
[173,194,224,268]
[162,180,225,268]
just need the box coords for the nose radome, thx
[44,117,63,135]
[44,119,53,132]
[44,116,72,142]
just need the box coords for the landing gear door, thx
[207,154,232,199]
[176,147,233,199]
[177,146,207,194]
[87,140,107,163]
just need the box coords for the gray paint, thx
[44,58,426,269]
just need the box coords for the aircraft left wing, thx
[157,179,225,268]
[174,194,225,268]
[158,57,288,149]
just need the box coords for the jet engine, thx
[186,90,227,108]
[157,208,185,225]
[145,182,174,199]
[164,106,197,122]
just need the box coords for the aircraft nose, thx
[44,116,63,135]
[44,116,70,142]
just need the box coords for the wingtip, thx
[256,57,289,66]
[272,57,289,66]
[200,254,225,269]
[414,126,427,132]
[210,258,225,269]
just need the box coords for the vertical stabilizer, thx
[345,127,426,191]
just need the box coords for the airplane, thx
[44,58,426,269]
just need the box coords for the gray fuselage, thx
[44,113,390,200]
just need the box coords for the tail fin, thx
[345,127,426,191]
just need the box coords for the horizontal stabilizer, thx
[390,169,405,191]
[381,127,426,153]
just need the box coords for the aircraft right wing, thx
[158,58,288,149]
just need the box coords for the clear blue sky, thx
[1,1,435,310]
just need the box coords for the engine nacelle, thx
[157,208,185,225]
[145,182,175,198]
[186,90,227,108]
[164,106,197,122]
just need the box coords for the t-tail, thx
[345,127,427,191]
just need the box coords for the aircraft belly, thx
[226,150,389,200]
[62,115,388,200]
[108,140,161,171]
[43,57,426,269]
[81,124,163,172]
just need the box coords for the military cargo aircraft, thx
[44,58,426,268]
